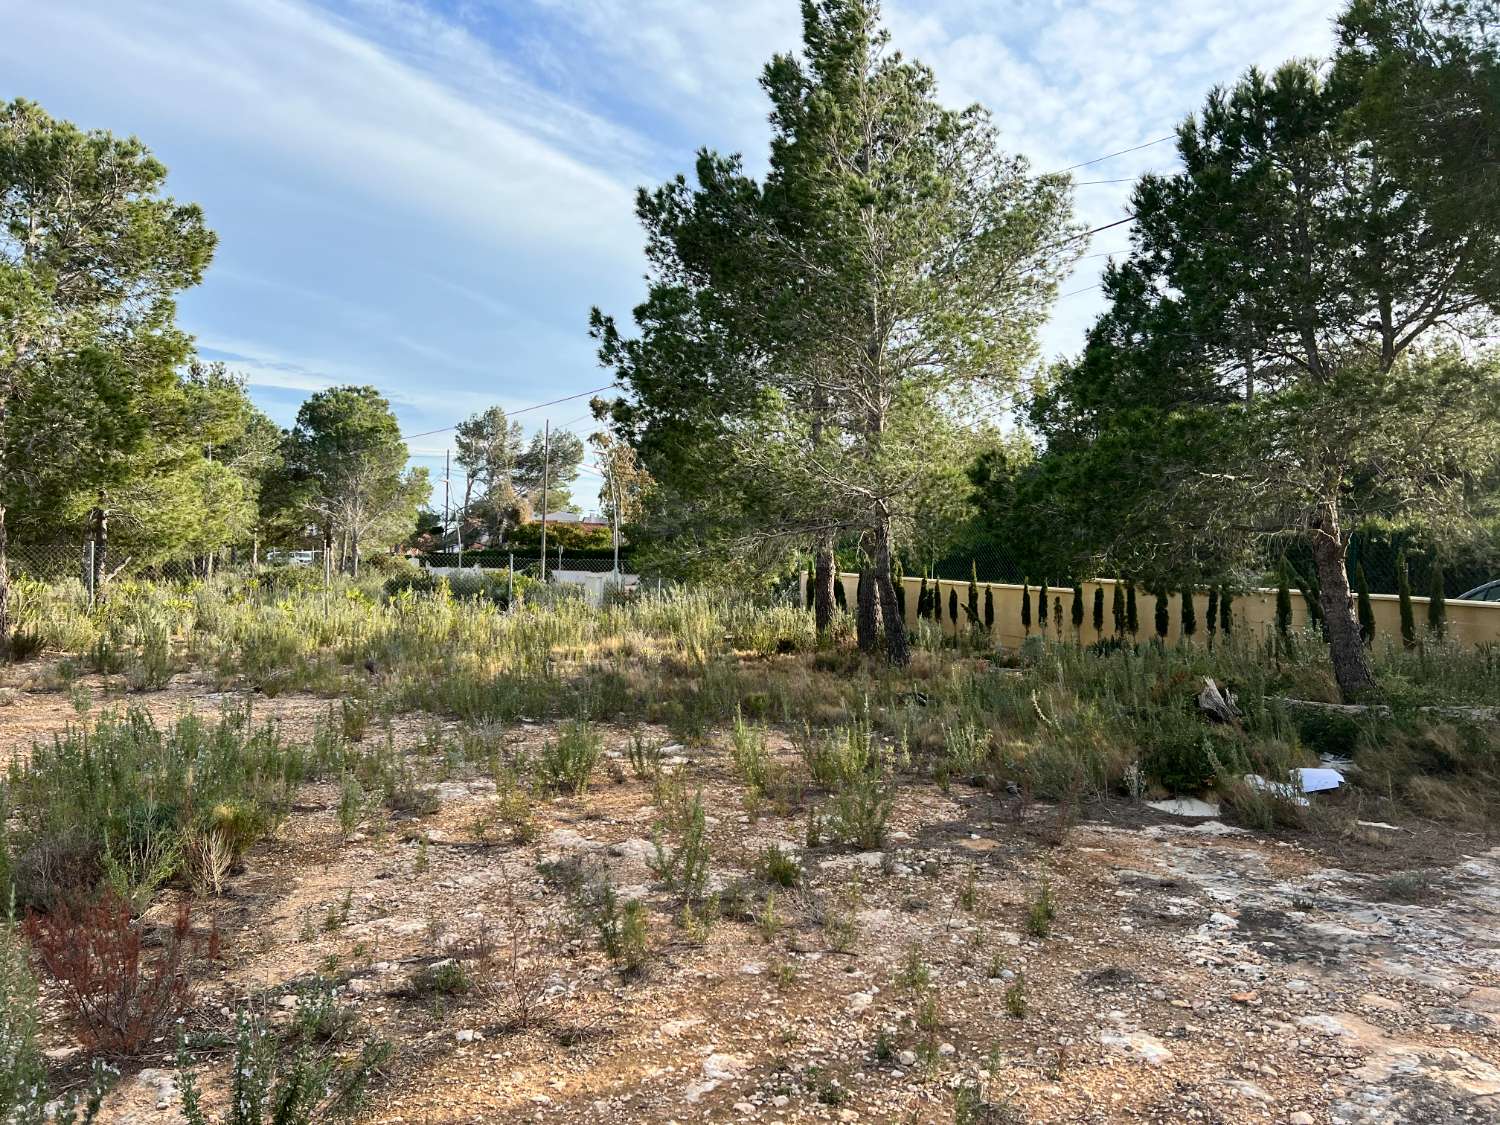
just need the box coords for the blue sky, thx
[3,0,1341,510]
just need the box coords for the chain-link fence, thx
[5,542,640,588]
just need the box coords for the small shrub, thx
[538,720,602,795]
[758,844,802,888]
[179,1010,391,1125]
[1004,974,1027,1019]
[826,776,893,850]
[627,730,661,779]
[1024,881,1055,938]
[731,710,772,794]
[897,945,931,991]
[406,959,471,999]
[651,794,711,903]
[798,720,878,789]
[25,892,200,1056]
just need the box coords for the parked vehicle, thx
[1456,579,1500,602]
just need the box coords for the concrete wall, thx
[811,574,1500,650]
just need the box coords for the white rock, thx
[1099,1030,1174,1066]
[703,1053,746,1082]
[848,992,874,1013]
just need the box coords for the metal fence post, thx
[87,540,96,607]
[508,553,514,606]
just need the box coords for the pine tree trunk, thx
[855,551,881,654]
[1309,503,1375,700]
[813,533,835,635]
[873,516,909,666]
[0,502,9,647]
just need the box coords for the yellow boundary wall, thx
[807,574,1500,651]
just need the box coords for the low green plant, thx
[537,719,602,795]
[758,844,802,888]
[1025,881,1055,938]
[897,945,931,991]
[627,730,661,779]
[178,1010,391,1124]
[651,794,711,903]
[826,776,893,850]
[1004,973,1027,1019]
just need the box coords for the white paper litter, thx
[1243,766,1344,804]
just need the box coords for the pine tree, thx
[1154,590,1169,639]
[1276,557,1294,639]
[1038,581,1049,630]
[1125,582,1139,636]
[1021,580,1031,634]
[1427,559,1447,638]
[1111,581,1125,635]
[1181,586,1196,639]
[1219,587,1233,636]
[1355,562,1375,646]
[1092,586,1105,635]
[1072,584,1085,637]
[1396,550,1415,649]
[967,561,980,627]
[1206,587,1219,643]
[984,586,994,633]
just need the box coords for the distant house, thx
[534,512,609,528]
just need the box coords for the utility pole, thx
[611,461,621,577]
[457,469,468,570]
[539,420,550,583]
[443,449,451,556]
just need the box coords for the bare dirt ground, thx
[4,671,1497,1125]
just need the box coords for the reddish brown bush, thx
[24,893,199,1056]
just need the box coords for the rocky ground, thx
[4,675,1497,1125]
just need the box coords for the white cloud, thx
[2,0,647,264]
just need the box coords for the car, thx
[1456,579,1500,602]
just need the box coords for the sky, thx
[2,0,1343,511]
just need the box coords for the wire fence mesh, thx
[7,531,1496,599]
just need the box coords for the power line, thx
[1075,176,1144,186]
[1049,135,1174,175]
[400,382,619,441]
[1058,282,1101,299]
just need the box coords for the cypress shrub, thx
[894,570,907,622]
[1038,582,1049,630]
[1053,596,1063,639]
[1092,586,1105,634]
[1206,588,1219,641]
[1428,559,1447,638]
[1181,586,1196,639]
[1154,590,1169,639]
[917,575,930,620]
[967,561,980,627]
[1355,562,1376,646]
[1126,582,1139,635]
[1396,550,1415,648]
[984,586,994,632]
[1111,582,1125,635]
[1275,557,1294,639]
[948,587,959,626]
[1072,585,1085,635]
[1219,587,1233,635]
[1021,580,1031,633]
